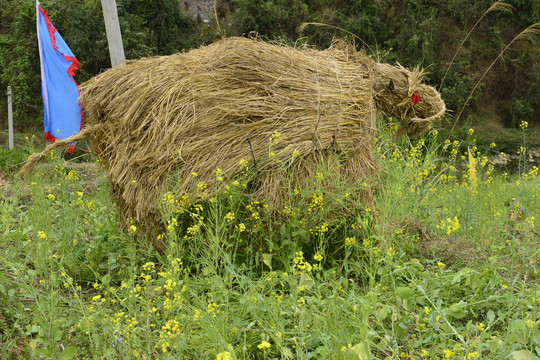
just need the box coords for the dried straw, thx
[22,37,446,246]
[372,63,446,137]
[20,123,103,174]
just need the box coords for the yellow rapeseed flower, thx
[67,170,78,181]
[468,148,477,189]
[37,231,46,239]
[216,351,233,360]
[142,262,155,271]
[271,130,281,139]
[257,340,271,350]
[225,212,235,222]
[443,349,455,358]
[239,158,249,169]
[197,181,208,197]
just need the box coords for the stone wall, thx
[179,0,215,23]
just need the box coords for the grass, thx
[0,117,538,360]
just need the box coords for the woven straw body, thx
[23,37,445,246]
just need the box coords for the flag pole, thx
[101,0,126,67]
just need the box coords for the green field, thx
[0,120,538,359]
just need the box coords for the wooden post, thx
[7,86,13,150]
[101,0,126,67]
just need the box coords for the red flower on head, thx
[411,93,420,104]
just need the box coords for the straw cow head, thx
[371,63,446,136]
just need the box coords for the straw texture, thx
[23,37,446,245]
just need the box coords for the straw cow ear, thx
[400,68,411,92]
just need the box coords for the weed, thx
[0,119,538,359]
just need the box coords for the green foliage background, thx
[0,0,538,130]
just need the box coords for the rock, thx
[180,0,215,23]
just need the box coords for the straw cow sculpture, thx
[22,37,445,247]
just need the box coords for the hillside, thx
[0,0,539,145]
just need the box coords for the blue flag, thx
[36,1,83,152]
